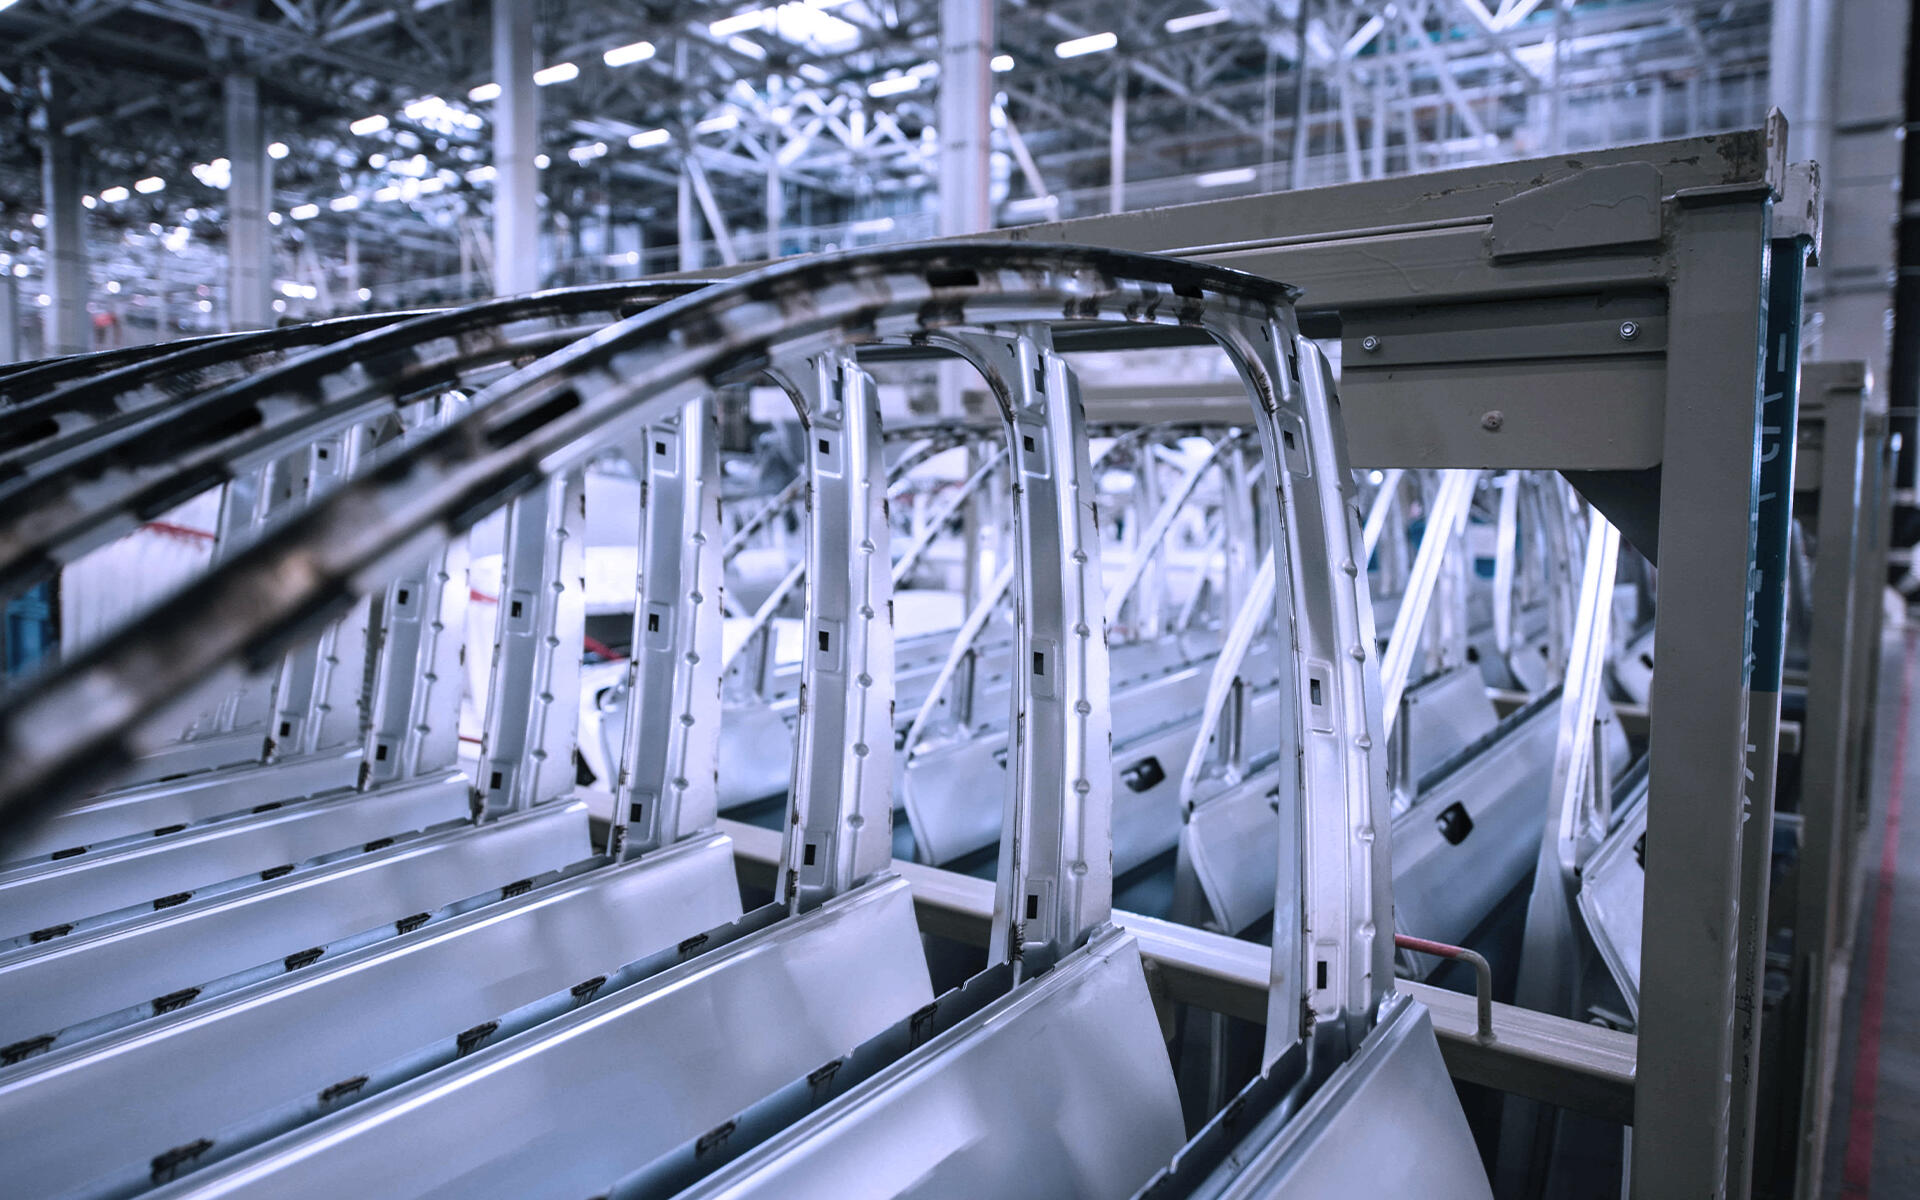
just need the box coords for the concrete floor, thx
[1821,618,1918,1200]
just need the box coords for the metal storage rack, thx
[3,112,1895,1200]
[686,113,1817,1198]
[1762,358,1896,1196]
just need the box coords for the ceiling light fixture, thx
[1197,166,1257,187]
[604,40,655,67]
[1055,31,1117,57]
[866,74,919,97]
[1165,9,1232,33]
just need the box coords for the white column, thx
[41,71,88,356]
[0,270,19,364]
[677,164,700,272]
[937,0,992,236]
[491,0,540,295]
[225,73,272,330]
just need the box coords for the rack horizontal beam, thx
[717,816,1637,1125]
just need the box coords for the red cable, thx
[1838,627,1917,1199]
[140,520,217,544]
[1394,933,1466,960]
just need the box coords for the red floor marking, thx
[1839,628,1918,1200]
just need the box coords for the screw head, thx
[1360,335,1381,352]
[1481,410,1504,431]
[1618,320,1639,341]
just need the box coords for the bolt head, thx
[1618,320,1639,341]
[1481,410,1504,431]
[1360,335,1381,352]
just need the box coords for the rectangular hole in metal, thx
[1282,429,1296,452]
[1032,651,1045,676]
[1121,756,1166,793]
[489,771,503,790]
[818,438,830,455]
[510,599,524,619]
[317,446,329,459]
[654,441,667,456]
[1025,894,1039,920]
[818,629,830,652]
[1436,801,1474,845]
[1031,366,1045,395]
[374,743,389,761]
[1316,960,1328,989]
[279,721,291,737]
[1309,678,1322,706]
[647,613,659,633]
[629,802,644,822]
[803,843,817,866]
[396,588,410,606]
[1022,434,1035,453]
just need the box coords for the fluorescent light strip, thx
[1197,167,1256,188]
[604,40,655,66]
[867,74,919,97]
[1055,31,1117,57]
[533,61,579,86]
[1165,9,1231,33]
[350,114,389,136]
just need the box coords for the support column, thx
[1630,196,1773,1200]
[1727,236,1806,1200]
[491,0,539,295]
[40,72,88,357]
[1288,0,1312,189]
[224,73,272,330]
[937,0,992,237]
[0,271,19,365]
[765,165,783,259]
[677,165,700,272]
[1109,70,1127,214]
[937,0,993,418]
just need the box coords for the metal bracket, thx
[613,398,725,856]
[773,348,896,907]
[477,469,586,816]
